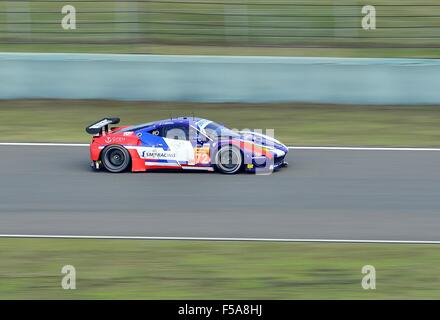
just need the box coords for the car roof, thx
[117,117,206,132]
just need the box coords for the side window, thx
[160,124,189,140]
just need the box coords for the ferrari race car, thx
[86,117,288,174]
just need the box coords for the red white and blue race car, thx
[86,117,288,174]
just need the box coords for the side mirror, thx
[198,134,209,143]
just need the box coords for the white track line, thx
[0,234,439,244]
[1,142,440,151]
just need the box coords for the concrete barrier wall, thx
[1,53,440,104]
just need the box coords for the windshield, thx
[201,121,239,140]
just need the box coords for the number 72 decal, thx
[195,147,211,164]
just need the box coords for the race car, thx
[86,117,288,174]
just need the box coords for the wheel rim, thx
[217,147,241,172]
[102,147,129,172]
[108,149,124,167]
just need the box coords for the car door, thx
[156,122,196,165]
[189,125,212,166]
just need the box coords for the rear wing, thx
[86,118,120,135]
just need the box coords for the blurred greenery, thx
[1,99,440,146]
[1,238,440,299]
[1,0,440,58]
[2,44,440,59]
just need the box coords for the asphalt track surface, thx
[1,145,440,241]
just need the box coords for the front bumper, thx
[246,149,289,172]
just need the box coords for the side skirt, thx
[181,166,214,172]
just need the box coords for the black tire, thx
[101,145,131,173]
[214,145,243,174]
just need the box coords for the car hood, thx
[238,131,288,154]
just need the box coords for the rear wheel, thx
[215,145,243,174]
[101,145,131,173]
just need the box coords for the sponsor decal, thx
[89,119,112,129]
[104,136,127,144]
[141,150,176,159]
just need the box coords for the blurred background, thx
[2,1,440,300]
[0,0,439,57]
[1,1,440,145]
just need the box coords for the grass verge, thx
[1,100,440,146]
[1,239,440,299]
[2,45,440,59]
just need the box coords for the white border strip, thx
[0,234,439,244]
[1,142,440,151]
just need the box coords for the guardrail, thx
[1,53,440,104]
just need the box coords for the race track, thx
[0,145,440,241]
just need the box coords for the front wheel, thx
[101,145,131,173]
[214,145,243,174]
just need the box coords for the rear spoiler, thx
[86,118,120,135]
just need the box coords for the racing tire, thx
[214,145,243,174]
[101,145,131,173]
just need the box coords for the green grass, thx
[1,238,440,299]
[2,44,440,59]
[1,0,440,58]
[1,99,440,147]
